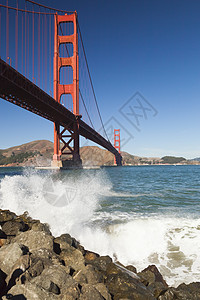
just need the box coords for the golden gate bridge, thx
[0,0,122,167]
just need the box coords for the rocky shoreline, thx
[0,209,199,299]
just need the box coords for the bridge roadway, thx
[0,58,122,164]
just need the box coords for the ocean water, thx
[0,165,200,286]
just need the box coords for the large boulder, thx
[12,230,53,252]
[0,210,17,224]
[31,264,79,296]
[4,282,58,300]
[60,243,85,271]
[105,262,156,300]
[0,242,28,275]
[2,220,28,236]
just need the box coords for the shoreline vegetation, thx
[0,140,200,167]
[0,209,200,300]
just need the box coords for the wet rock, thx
[79,284,104,300]
[86,255,112,274]
[148,282,168,298]
[12,230,53,252]
[0,243,28,275]
[54,234,85,255]
[0,210,17,224]
[158,282,200,300]
[84,250,99,262]
[2,221,27,237]
[73,264,103,285]
[60,243,85,271]
[30,221,51,235]
[95,283,112,300]
[106,263,156,300]
[158,287,178,300]
[125,264,137,274]
[140,265,168,288]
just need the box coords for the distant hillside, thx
[0,140,53,167]
[0,140,200,167]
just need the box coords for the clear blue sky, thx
[1,0,200,158]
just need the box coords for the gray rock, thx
[0,243,27,275]
[6,254,30,289]
[12,230,53,252]
[79,284,104,300]
[54,234,85,255]
[30,248,67,272]
[31,264,78,295]
[60,243,85,271]
[30,221,52,235]
[6,282,58,300]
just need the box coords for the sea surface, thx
[0,165,200,286]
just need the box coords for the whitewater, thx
[0,165,200,287]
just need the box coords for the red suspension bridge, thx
[0,0,122,167]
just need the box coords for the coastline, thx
[0,209,199,300]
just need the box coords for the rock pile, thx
[0,209,200,300]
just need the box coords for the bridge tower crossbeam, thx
[52,12,82,167]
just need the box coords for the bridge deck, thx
[0,58,122,161]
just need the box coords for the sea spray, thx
[1,167,200,286]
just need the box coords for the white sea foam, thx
[0,169,200,287]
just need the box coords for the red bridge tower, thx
[114,129,121,165]
[52,12,81,168]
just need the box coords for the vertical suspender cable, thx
[49,10,52,95]
[38,8,40,87]
[21,12,23,74]
[15,0,18,70]
[41,14,43,89]
[44,12,47,92]
[32,3,34,82]
[27,11,29,78]
[6,0,9,63]
[25,1,27,76]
